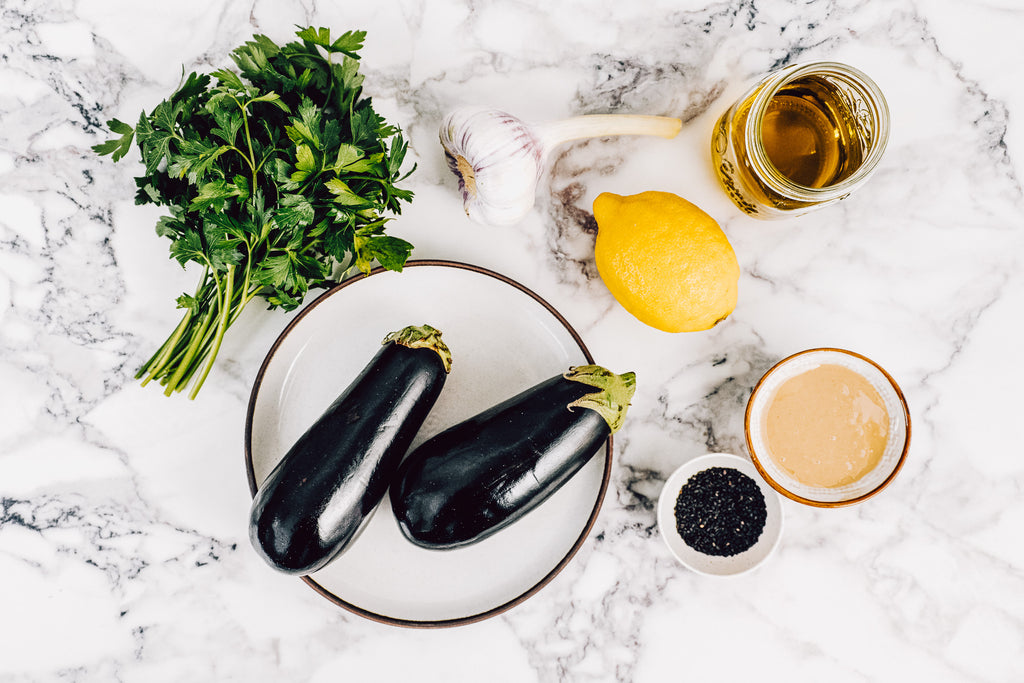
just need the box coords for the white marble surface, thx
[2,0,1023,680]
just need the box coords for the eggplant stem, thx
[382,324,453,373]
[564,365,637,434]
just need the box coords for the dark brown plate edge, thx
[242,259,612,628]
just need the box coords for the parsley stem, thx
[323,50,335,112]
[226,145,256,174]
[163,287,219,396]
[148,266,260,397]
[138,265,211,383]
[239,100,259,191]
[138,311,191,385]
[189,264,235,399]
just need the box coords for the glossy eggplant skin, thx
[389,374,611,550]
[250,342,447,574]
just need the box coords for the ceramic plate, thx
[244,260,611,627]
[657,453,783,576]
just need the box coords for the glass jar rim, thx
[743,61,891,202]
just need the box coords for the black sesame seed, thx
[673,466,767,557]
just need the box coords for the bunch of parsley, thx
[94,27,415,399]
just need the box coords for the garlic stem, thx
[535,115,682,155]
[439,106,682,226]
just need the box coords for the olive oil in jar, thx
[710,61,889,218]
[760,76,864,188]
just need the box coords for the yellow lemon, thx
[593,191,739,333]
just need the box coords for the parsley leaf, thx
[295,27,366,59]
[91,118,135,161]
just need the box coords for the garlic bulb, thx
[439,106,682,226]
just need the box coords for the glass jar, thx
[711,61,890,219]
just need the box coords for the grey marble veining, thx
[2,0,1024,680]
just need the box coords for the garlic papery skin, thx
[440,107,544,226]
[439,106,682,226]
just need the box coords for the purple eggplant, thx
[250,324,452,574]
[390,365,635,549]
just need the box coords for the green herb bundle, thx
[94,27,415,398]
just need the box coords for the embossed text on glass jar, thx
[711,61,890,219]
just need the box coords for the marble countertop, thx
[3,0,1023,680]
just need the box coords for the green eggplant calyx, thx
[382,324,453,373]
[563,365,637,434]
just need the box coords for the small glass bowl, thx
[744,348,911,507]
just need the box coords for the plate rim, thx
[243,259,613,628]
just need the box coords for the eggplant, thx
[249,324,452,574]
[390,365,636,549]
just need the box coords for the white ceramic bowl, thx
[744,348,911,507]
[657,453,783,576]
